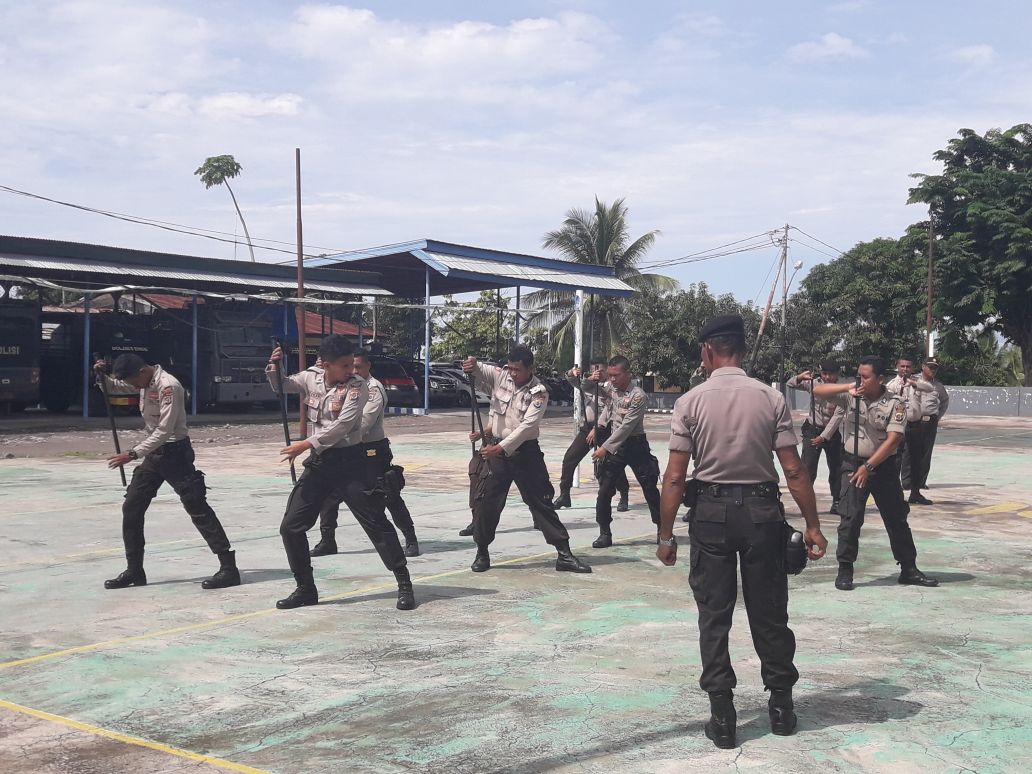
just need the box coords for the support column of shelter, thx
[573,289,584,488]
[191,295,198,416]
[515,285,521,343]
[424,269,431,414]
[81,295,91,418]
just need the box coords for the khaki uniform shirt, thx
[567,374,611,425]
[669,366,797,484]
[598,383,648,454]
[829,389,907,459]
[915,376,949,418]
[267,364,368,450]
[361,375,388,443]
[787,375,845,440]
[886,375,932,422]
[471,363,549,455]
[105,365,189,458]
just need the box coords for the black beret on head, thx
[699,314,745,342]
[820,360,841,372]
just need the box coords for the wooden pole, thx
[295,148,308,436]
[926,216,934,358]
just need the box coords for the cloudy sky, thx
[1,0,1029,301]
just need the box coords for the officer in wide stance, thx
[590,355,662,547]
[464,346,591,574]
[787,360,845,514]
[310,348,420,558]
[552,360,629,512]
[95,353,240,591]
[656,314,828,749]
[813,355,939,591]
[269,336,414,611]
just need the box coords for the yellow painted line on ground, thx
[0,699,269,774]
[964,502,1028,515]
[0,527,683,672]
[1019,511,1032,519]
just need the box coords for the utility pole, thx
[295,148,307,438]
[779,224,789,395]
[926,214,934,358]
[748,230,787,375]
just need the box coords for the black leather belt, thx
[842,451,868,465]
[695,481,780,499]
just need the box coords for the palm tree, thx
[194,155,256,262]
[524,197,677,359]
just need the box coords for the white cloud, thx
[278,5,618,102]
[827,1,870,12]
[787,33,869,62]
[197,93,303,118]
[950,45,996,67]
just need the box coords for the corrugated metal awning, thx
[420,250,634,295]
[0,253,390,295]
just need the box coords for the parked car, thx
[431,363,489,407]
[397,360,460,407]
[369,356,422,408]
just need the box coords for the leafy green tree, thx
[431,291,513,361]
[195,155,256,263]
[624,284,776,390]
[373,297,429,359]
[525,198,677,359]
[935,327,1024,386]
[909,124,1032,385]
[795,235,927,368]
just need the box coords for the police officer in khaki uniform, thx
[657,315,827,749]
[886,357,934,498]
[552,360,629,512]
[590,355,662,547]
[909,358,949,500]
[94,353,240,591]
[813,355,939,592]
[308,349,420,557]
[271,336,414,611]
[463,346,591,574]
[787,360,845,514]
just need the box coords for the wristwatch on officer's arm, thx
[863,461,875,473]
[127,449,139,461]
[658,535,677,548]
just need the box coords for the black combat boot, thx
[552,491,572,509]
[555,541,592,573]
[104,566,147,590]
[592,530,613,548]
[898,565,939,587]
[202,550,241,589]
[395,567,416,610]
[768,687,797,735]
[310,532,338,557]
[704,690,737,749]
[829,499,840,515]
[459,522,475,537]
[835,562,854,591]
[908,491,933,505]
[403,531,420,557]
[617,493,629,512]
[276,572,318,609]
[471,546,491,572]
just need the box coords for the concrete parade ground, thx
[0,412,1030,773]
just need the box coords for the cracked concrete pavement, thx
[1,412,1030,773]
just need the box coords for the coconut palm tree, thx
[194,155,255,262]
[524,197,677,359]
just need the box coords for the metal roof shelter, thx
[307,239,635,298]
[0,235,388,296]
[308,239,636,415]
[0,236,389,417]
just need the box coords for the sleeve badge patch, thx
[160,386,174,406]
